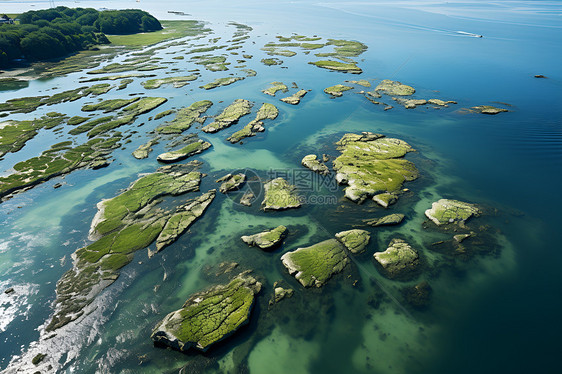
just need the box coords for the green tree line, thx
[0,6,162,67]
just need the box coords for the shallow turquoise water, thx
[0,1,561,373]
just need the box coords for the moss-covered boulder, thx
[372,192,398,208]
[301,154,329,175]
[335,229,370,254]
[202,99,252,133]
[262,178,301,211]
[216,173,246,193]
[375,79,415,96]
[241,225,288,250]
[151,272,261,352]
[280,89,308,105]
[424,199,480,226]
[333,132,418,203]
[373,238,419,279]
[157,139,211,163]
[365,213,405,226]
[281,239,349,287]
[324,84,353,97]
[155,190,216,251]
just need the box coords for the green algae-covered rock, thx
[216,173,246,193]
[155,190,216,251]
[281,239,349,287]
[375,79,415,96]
[142,75,198,89]
[262,177,302,211]
[156,100,213,134]
[157,139,211,163]
[425,199,480,226]
[365,213,405,227]
[335,229,370,254]
[280,89,308,105]
[347,79,371,87]
[132,138,159,159]
[262,82,288,96]
[372,192,398,208]
[241,225,288,250]
[202,99,253,133]
[373,238,419,279]
[309,60,362,74]
[272,287,294,304]
[301,154,329,175]
[200,76,244,90]
[151,272,261,352]
[333,132,418,203]
[324,84,353,97]
[227,103,279,143]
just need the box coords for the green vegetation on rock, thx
[373,238,419,279]
[157,139,212,163]
[309,60,362,74]
[202,99,252,133]
[281,239,349,287]
[142,75,198,89]
[262,82,288,96]
[151,272,261,352]
[301,154,329,175]
[216,173,246,193]
[280,89,308,105]
[241,225,287,250]
[375,79,415,96]
[333,132,418,203]
[82,97,139,112]
[424,199,480,226]
[200,76,244,90]
[261,58,283,66]
[365,213,405,226]
[262,177,301,211]
[156,100,212,134]
[335,229,370,254]
[132,137,159,159]
[324,84,353,97]
[227,103,279,143]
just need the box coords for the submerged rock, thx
[375,79,415,96]
[425,199,480,226]
[469,105,508,115]
[281,239,349,287]
[365,213,405,226]
[335,229,370,254]
[402,281,432,308]
[301,154,329,175]
[216,173,246,193]
[4,287,14,294]
[155,190,216,251]
[373,238,419,279]
[372,192,398,208]
[151,272,261,352]
[272,287,294,304]
[333,132,418,203]
[241,225,288,250]
[239,191,254,206]
[262,178,301,211]
[324,84,353,97]
[157,139,211,163]
[280,89,308,105]
[428,99,457,107]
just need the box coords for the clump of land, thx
[156,100,213,134]
[142,75,198,89]
[202,99,252,133]
[373,238,419,280]
[280,89,309,105]
[216,173,246,193]
[375,79,415,96]
[227,103,279,143]
[301,154,329,175]
[335,229,370,254]
[151,272,261,352]
[424,199,480,227]
[241,225,288,250]
[262,82,288,96]
[262,177,301,211]
[333,132,418,203]
[309,60,362,74]
[157,138,212,163]
[324,84,353,97]
[200,76,244,90]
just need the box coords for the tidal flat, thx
[0,1,560,374]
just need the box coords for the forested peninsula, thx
[0,7,162,67]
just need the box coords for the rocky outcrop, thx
[365,213,405,226]
[280,89,308,105]
[262,82,288,96]
[241,225,288,250]
[375,79,415,96]
[281,239,349,287]
[372,192,398,208]
[335,229,370,254]
[324,84,353,97]
[155,190,216,251]
[151,272,261,352]
[202,99,253,133]
[239,191,254,206]
[157,139,211,163]
[227,103,279,143]
[469,105,508,115]
[301,154,329,175]
[425,199,480,226]
[216,173,246,193]
[373,238,419,279]
[132,138,159,159]
[333,132,418,203]
[262,178,301,211]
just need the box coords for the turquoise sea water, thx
[0,1,561,373]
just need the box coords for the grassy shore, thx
[107,20,209,47]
